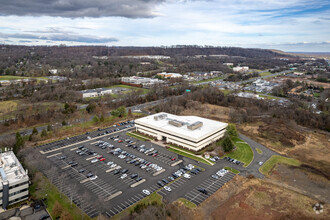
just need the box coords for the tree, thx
[14,132,24,153]
[41,129,47,138]
[60,210,74,220]
[100,114,105,122]
[86,103,96,114]
[222,135,234,152]
[32,127,38,136]
[226,124,238,137]
[93,115,100,123]
[51,201,63,218]
[47,124,52,131]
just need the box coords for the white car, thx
[142,189,150,195]
[91,159,98,163]
[210,158,216,162]
[107,161,114,166]
[120,174,127,179]
[183,173,191,179]
[259,161,263,166]
[90,175,98,180]
[110,164,117,168]
[164,186,172,191]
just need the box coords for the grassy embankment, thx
[111,192,163,220]
[192,76,223,84]
[29,174,90,220]
[259,155,301,175]
[224,166,240,174]
[0,75,48,82]
[221,137,254,167]
[176,198,197,208]
[168,145,215,165]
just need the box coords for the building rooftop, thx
[135,112,227,141]
[80,88,113,94]
[0,151,28,184]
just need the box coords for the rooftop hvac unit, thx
[168,119,184,127]
[154,113,167,121]
[187,121,203,130]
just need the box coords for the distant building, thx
[236,92,264,100]
[135,113,227,151]
[157,72,182,78]
[223,63,233,66]
[80,88,113,98]
[49,69,58,74]
[121,76,163,88]
[121,55,170,59]
[0,80,11,86]
[0,151,29,209]
[233,66,249,72]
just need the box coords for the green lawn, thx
[168,146,215,165]
[220,89,232,95]
[256,148,263,154]
[30,174,90,220]
[0,75,48,82]
[259,155,301,175]
[224,166,240,174]
[223,137,254,167]
[192,76,223,84]
[107,84,149,94]
[176,198,197,208]
[0,100,18,115]
[126,132,151,141]
[112,192,163,220]
[259,71,272,77]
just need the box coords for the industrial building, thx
[135,113,228,151]
[156,72,182,78]
[121,76,163,88]
[80,88,113,98]
[233,66,249,72]
[0,151,29,209]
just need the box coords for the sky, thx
[0,0,329,52]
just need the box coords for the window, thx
[9,181,28,189]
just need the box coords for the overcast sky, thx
[0,0,329,52]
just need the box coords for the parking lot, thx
[35,120,275,218]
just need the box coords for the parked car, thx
[197,188,208,194]
[90,175,98,180]
[164,186,172,191]
[91,159,98,163]
[142,189,150,195]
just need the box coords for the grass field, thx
[0,75,48,81]
[112,192,163,220]
[0,100,18,115]
[177,198,197,208]
[192,76,223,84]
[259,155,301,175]
[107,84,149,94]
[168,146,215,165]
[30,173,90,220]
[259,72,272,77]
[223,137,254,167]
[224,166,240,174]
[256,148,263,154]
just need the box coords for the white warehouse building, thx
[135,113,228,151]
[0,151,29,209]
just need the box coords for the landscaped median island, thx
[168,145,215,165]
[222,137,254,167]
[126,132,151,141]
[112,192,163,220]
[224,166,240,174]
[256,148,263,154]
[259,155,301,175]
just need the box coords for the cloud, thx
[0,0,165,18]
[0,32,118,43]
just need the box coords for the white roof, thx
[0,151,28,185]
[135,112,227,142]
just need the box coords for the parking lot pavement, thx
[183,172,236,205]
[35,120,277,218]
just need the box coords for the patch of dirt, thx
[269,164,330,203]
[177,176,330,220]
[258,122,305,147]
[237,121,330,176]
[181,103,230,122]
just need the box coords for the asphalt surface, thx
[34,120,278,218]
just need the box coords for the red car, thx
[97,155,103,159]
[171,157,176,161]
[152,153,158,157]
[99,158,106,161]
[118,140,123,143]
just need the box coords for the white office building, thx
[80,88,113,98]
[135,113,228,151]
[0,151,29,209]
